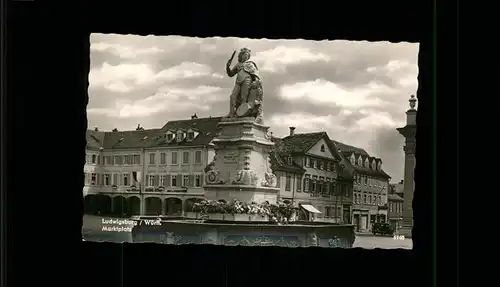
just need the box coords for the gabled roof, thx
[331,139,391,179]
[87,116,223,150]
[281,132,342,162]
[269,137,305,173]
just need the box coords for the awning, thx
[301,204,322,214]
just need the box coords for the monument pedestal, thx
[204,117,279,204]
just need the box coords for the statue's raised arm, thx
[225,48,264,124]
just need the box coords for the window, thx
[311,178,317,193]
[148,175,155,186]
[133,154,140,164]
[114,155,122,165]
[326,162,331,171]
[287,157,292,165]
[312,159,317,169]
[297,177,302,191]
[149,153,156,165]
[187,132,195,141]
[195,150,202,164]
[160,153,166,164]
[91,173,96,185]
[320,144,325,152]
[113,173,118,185]
[364,176,368,185]
[368,195,372,205]
[319,161,324,170]
[345,186,349,197]
[104,174,110,186]
[183,175,189,187]
[123,173,129,186]
[92,155,96,164]
[195,175,201,187]
[123,155,129,164]
[305,157,310,167]
[177,132,185,141]
[285,175,291,191]
[160,175,166,186]
[379,196,382,205]
[363,194,367,204]
[390,202,393,212]
[275,173,280,188]
[304,176,310,192]
[171,152,178,164]
[171,175,177,187]
[167,133,174,141]
[183,151,190,164]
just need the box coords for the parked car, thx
[372,222,394,235]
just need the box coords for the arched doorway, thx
[164,198,182,215]
[84,195,98,214]
[95,194,112,215]
[112,196,128,217]
[127,196,141,216]
[145,197,162,216]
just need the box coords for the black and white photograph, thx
[83,34,418,249]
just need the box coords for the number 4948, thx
[393,235,405,240]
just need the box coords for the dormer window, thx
[351,154,356,165]
[166,132,174,141]
[364,158,369,167]
[187,131,195,141]
[287,156,293,165]
[320,144,325,152]
[176,130,185,142]
[358,158,362,166]
[377,162,382,171]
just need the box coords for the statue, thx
[225,48,264,123]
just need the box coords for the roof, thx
[330,139,391,179]
[86,130,105,150]
[87,116,223,150]
[282,132,342,161]
[269,137,306,173]
[388,193,404,201]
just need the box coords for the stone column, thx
[399,139,415,237]
[396,95,417,238]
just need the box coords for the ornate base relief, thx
[223,235,300,247]
[261,172,277,187]
[232,169,259,185]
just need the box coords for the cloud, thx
[278,79,394,109]
[253,46,331,73]
[87,34,419,181]
[89,61,223,93]
[87,85,224,118]
[91,42,164,59]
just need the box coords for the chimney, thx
[399,179,404,184]
[191,113,198,119]
[289,126,296,136]
[112,128,118,132]
[94,127,99,131]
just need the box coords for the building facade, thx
[334,141,391,232]
[83,115,221,217]
[270,128,354,223]
[387,184,404,232]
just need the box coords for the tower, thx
[396,95,417,238]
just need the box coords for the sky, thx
[88,34,419,182]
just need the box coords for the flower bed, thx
[191,200,297,224]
